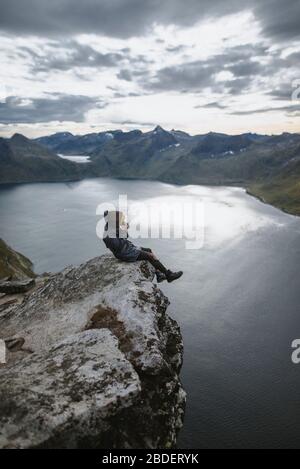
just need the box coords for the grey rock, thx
[0,278,35,294]
[0,330,140,449]
[0,255,185,449]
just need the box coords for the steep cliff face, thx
[0,255,186,449]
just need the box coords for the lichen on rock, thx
[0,254,186,449]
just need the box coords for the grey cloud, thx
[137,40,299,98]
[195,102,227,110]
[226,61,264,77]
[0,0,242,38]
[20,41,124,73]
[0,94,104,124]
[230,103,300,116]
[145,44,267,94]
[284,51,300,67]
[117,69,133,82]
[268,84,296,101]
[117,65,152,81]
[166,45,188,53]
[0,0,299,43]
[147,61,216,92]
[113,91,141,98]
[216,44,269,62]
[107,86,143,98]
[254,0,300,42]
[18,41,152,78]
[224,77,252,95]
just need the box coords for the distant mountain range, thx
[1,126,300,215]
[35,131,116,156]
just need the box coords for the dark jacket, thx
[103,223,141,262]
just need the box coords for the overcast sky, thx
[0,0,300,137]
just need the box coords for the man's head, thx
[104,210,128,236]
[104,210,126,225]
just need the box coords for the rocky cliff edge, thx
[0,255,186,449]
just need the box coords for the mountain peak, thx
[153,125,166,133]
[11,133,29,142]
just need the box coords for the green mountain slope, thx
[0,134,86,184]
[90,126,194,179]
[0,238,35,279]
[248,158,300,216]
[161,139,300,184]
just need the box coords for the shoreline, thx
[0,173,298,218]
[245,187,300,218]
[0,175,85,187]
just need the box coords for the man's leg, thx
[137,250,168,274]
[137,250,183,283]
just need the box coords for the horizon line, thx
[1,126,300,140]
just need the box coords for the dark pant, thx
[137,248,168,275]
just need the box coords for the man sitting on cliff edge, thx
[102,210,183,283]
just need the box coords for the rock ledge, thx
[0,255,185,449]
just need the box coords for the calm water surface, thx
[0,178,300,448]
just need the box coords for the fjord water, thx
[0,178,300,449]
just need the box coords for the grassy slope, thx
[248,179,300,216]
[160,140,300,216]
[248,158,300,216]
[0,238,35,279]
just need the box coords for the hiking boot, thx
[166,270,183,283]
[156,271,167,283]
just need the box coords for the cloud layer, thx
[1,0,300,42]
[0,0,299,135]
[0,94,105,124]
